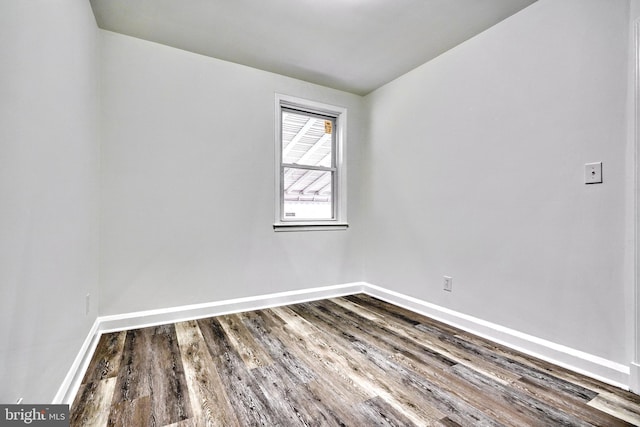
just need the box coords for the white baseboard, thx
[52,318,101,405]
[631,362,640,394]
[97,282,366,333]
[55,281,633,404]
[362,283,630,390]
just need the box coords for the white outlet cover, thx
[585,162,602,184]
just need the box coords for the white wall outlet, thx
[585,162,603,184]
[443,276,453,292]
[85,293,90,315]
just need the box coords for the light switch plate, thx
[443,276,452,292]
[585,162,602,184]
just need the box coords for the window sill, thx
[273,222,349,232]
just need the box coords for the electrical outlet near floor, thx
[443,276,453,292]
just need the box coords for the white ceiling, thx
[89,0,537,95]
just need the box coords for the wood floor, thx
[71,294,640,426]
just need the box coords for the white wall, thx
[99,31,365,316]
[628,0,640,393]
[0,1,100,403]
[363,0,631,366]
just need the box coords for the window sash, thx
[281,166,336,221]
[279,108,337,223]
[274,94,347,231]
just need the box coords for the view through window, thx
[281,108,336,220]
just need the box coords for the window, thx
[274,94,347,231]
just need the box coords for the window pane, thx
[283,167,333,220]
[282,111,333,167]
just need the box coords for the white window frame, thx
[274,94,348,231]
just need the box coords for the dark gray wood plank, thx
[81,331,126,385]
[110,324,192,426]
[243,308,411,426]
[70,377,117,427]
[588,392,640,426]
[288,301,450,424]
[258,309,386,425]
[293,300,520,426]
[196,316,284,426]
[216,313,273,370]
[450,363,593,426]
[174,320,240,427]
[512,375,634,427]
[108,395,151,427]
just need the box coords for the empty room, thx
[2,0,640,425]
